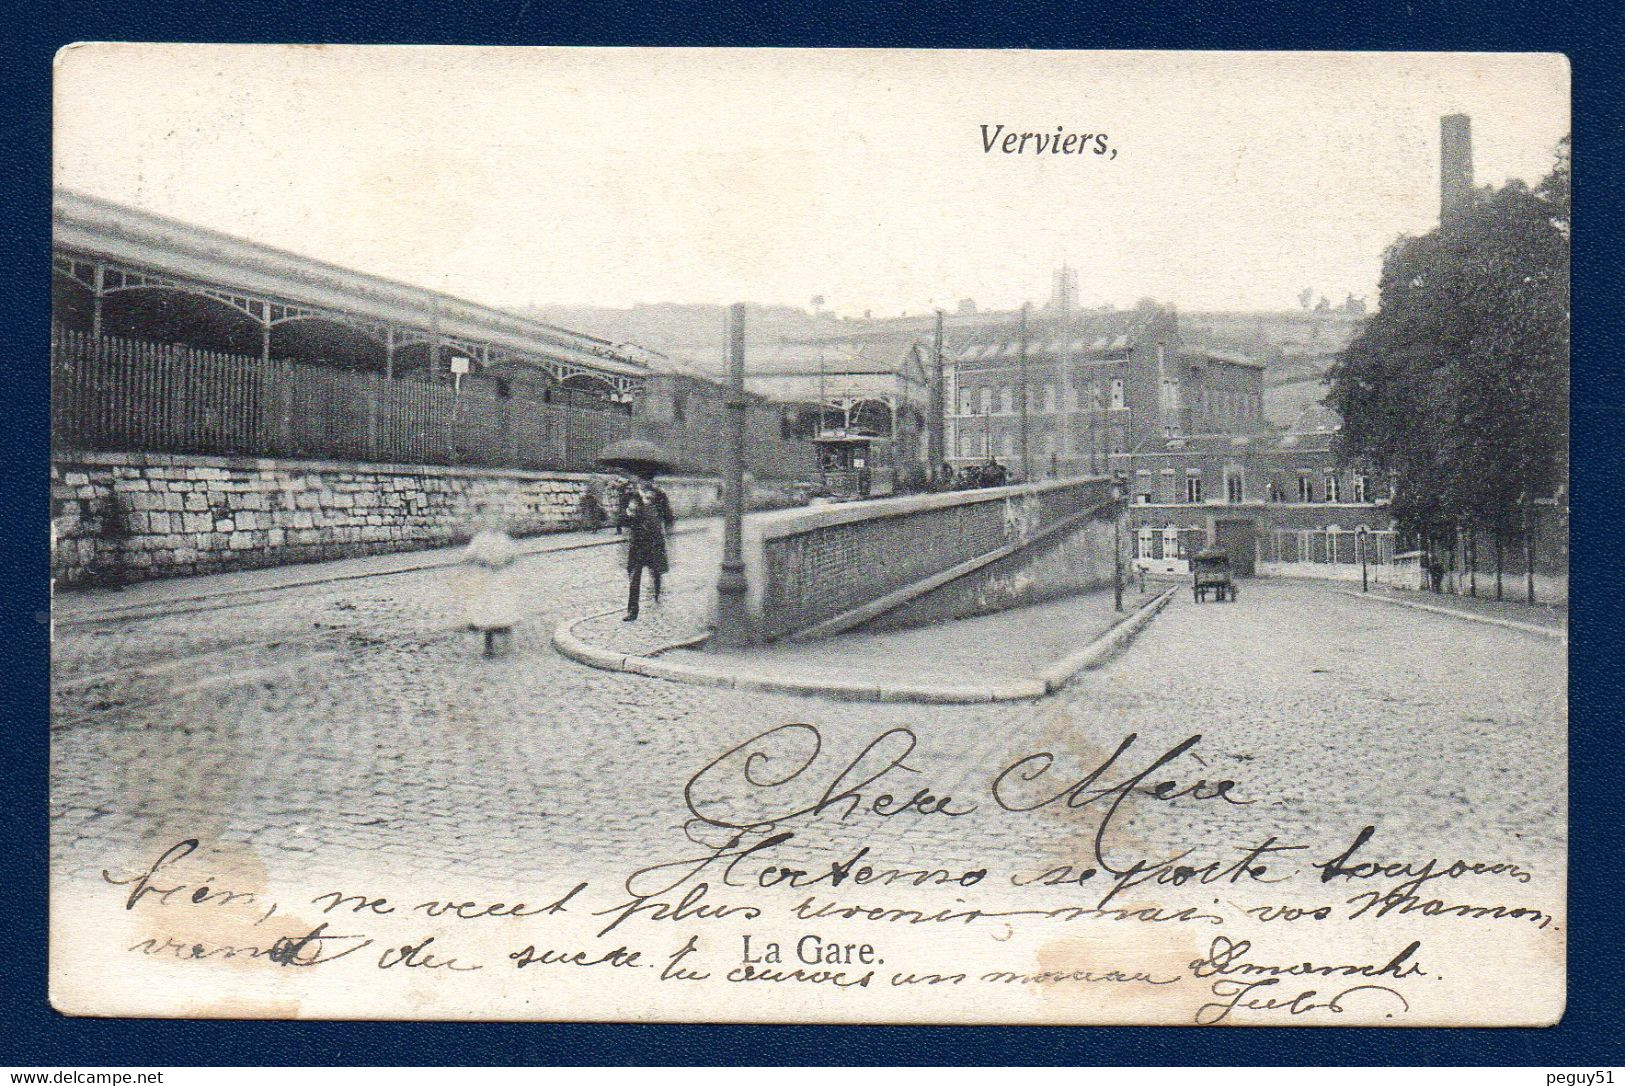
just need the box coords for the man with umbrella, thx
[597,440,678,622]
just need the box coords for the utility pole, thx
[1523,493,1537,605]
[429,296,442,379]
[817,345,828,489]
[930,309,946,485]
[714,303,752,648]
[1059,271,1077,480]
[1018,302,1031,482]
[1112,474,1126,611]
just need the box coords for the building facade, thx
[634,373,818,482]
[738,321,941,492]
[1117,406,1397,580]
[945,306,1267,481]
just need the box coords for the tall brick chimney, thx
[1440,113,1474,227]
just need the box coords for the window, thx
[1159,469,1177,504]
[1160,376,1180,414]
[1225,468,1245,504]
[1111,379,1125,410]
[999,387,1014,414]
[1324,473,1342,502]
[1297,475,1314,503]
[960,389,975,415]
[1353,474,1369,503]
[959,433,977,457]
[1000,433,1015,456]
[1186,474,1203,503]
[1063,384,1078,412]
[979,387,993,415]
[1042,384,1056,414]
[1089,382,1103,411]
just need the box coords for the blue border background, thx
[6,0,1620,1066]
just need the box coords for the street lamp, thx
[1358,525,1369,592]
[715,303,752,647]
[1111,473,1126,612]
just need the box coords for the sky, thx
[54,47,1569,318]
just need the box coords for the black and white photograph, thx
[48,46,1569,1025]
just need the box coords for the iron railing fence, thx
[51,327,632,473]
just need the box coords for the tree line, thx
[1327,136,1569,600]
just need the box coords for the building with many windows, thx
[1119,404,1397,580]
[944,305,1267,481]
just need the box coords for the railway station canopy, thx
[51,188,652,398]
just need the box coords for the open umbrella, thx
[596,438,679,478]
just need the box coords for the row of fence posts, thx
[51,328,628,473]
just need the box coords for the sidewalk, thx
[557,585,1178,702]
[1338,583,1567,637]
[55,518,718,624]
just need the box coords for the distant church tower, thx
[1440,113,1474,227]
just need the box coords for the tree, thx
[1537,135,1570,235]
[1326,137,1570,576]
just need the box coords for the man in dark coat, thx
[622,476,675,621]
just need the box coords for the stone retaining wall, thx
[52,450,806,586]
[739,476,1115,643]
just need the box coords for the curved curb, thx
[1038,586,1178,693]
[552,586,1178,704]
[1335,588,1566,640]
[550,607,710,672]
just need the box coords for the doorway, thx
[1213,518,1257,576]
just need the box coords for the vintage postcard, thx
[49,46,1569,1025]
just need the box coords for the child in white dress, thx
[459,506,520,657]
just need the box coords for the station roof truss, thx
[52,189,650,395]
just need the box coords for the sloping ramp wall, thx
[741,477,1116,643]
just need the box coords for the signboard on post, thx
[450,355,470,393]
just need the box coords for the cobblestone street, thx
[51,533,1568,900]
